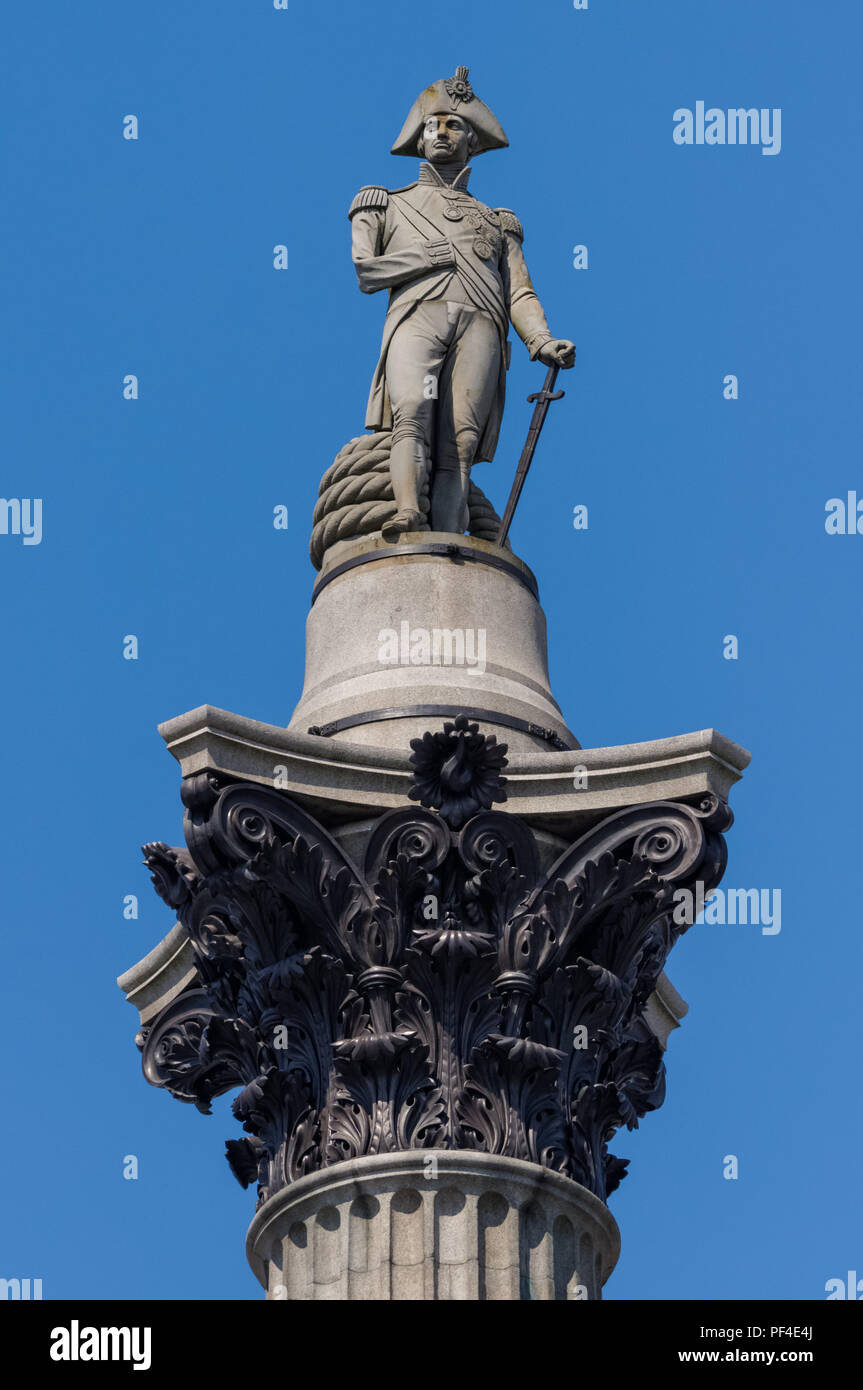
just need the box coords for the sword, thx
[495,363,565,548]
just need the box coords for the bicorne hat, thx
[391,66,509,157]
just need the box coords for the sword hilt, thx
[527,363,565,405]
[527,387,565,404]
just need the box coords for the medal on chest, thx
[440,194,499,259]
[441,193,466,222]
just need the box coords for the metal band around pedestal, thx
[308,703,574,750]
[311,541,539,605]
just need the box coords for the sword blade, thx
[495,364,564,547]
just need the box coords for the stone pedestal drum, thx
[289,532,575,757]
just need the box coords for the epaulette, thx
[496,208,524,241]
[349,185,389,219]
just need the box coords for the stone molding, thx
[156,703,749,831]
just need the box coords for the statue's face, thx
[420,111,473,164]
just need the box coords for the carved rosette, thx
[136,719,733,1212]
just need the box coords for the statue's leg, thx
[382,303,448,540]
[431,307,501,534]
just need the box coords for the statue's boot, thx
[381,508,425,542]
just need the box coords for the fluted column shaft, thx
[246,1151,620,1301]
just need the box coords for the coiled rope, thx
[310,431,505,570]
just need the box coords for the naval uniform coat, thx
[349,162,555,464]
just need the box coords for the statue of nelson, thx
[349,66,575,541]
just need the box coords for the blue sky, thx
[1,0,860,1299]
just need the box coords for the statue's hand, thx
[538,339,576,370]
